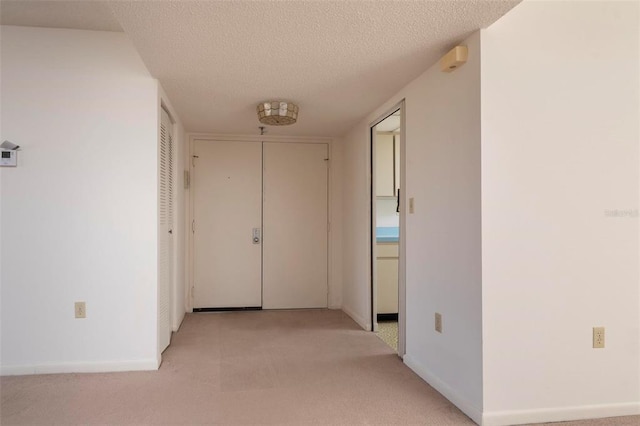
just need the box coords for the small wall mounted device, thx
[0,140,19,167]
[1,150,17,167]
[440,46,468,73]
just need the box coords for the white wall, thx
[341,122,373,329]
[0,26,161,374]
[481,1,640,424]
[341,31,483,420]
[403,31,483,420]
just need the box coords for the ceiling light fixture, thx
[257,101,299,126]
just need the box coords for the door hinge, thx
[184,170,190,189]
[192,220,195,233]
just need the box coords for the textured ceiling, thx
[2,1,520,137]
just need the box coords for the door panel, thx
[263,142,328,309]
[193,140,262,308]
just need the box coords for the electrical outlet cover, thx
[75,302,86,319]
[593,326,605,348]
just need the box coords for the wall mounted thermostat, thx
[1,150,17,167]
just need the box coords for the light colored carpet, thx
[1,310,638,425]
[376,320,398,352]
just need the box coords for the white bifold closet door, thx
[262,142,328,309]
[193,140,263,309]
[158,108,174,353]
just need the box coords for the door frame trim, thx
[186,134,335,313]
[189,133,332,144]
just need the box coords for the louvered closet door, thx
[158,108,174,354]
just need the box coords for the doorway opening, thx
[370,103,405,356]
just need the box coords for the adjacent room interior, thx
[372,109,402,353]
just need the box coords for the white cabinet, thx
[375,132,400,198]
[375,133,395,197]
[376,243,398,314]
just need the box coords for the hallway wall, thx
[340,31,483,421]
[1,26,162,373]
[341,1,639,424]
[481,1,640,423]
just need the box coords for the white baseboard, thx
[1,359,159,376]
[341,305,371,331]
[403,354,483,425]
[172,310,186,332]
[328,292,342,310]
[402,355,640,426]
[482,402,640,426]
